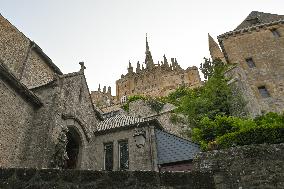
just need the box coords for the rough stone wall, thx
[0,14,59,89]
[21,71,100,169]
[94,126,158,171]
[128,100,187,138]
[90,90,116,110]
[0,79,35,167]
[219,24,284,116]
[193,143,284,189]
[0,168,214,189]
[0,14,30,77]
[116,65,201,102]
[20,50,56,88]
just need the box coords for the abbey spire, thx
[208,33,224,61]
[145,33,154,69]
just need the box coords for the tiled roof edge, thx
[218,19,284,40]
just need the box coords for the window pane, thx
[119,141,129,170]
[104,143,113,171]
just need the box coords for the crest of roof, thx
[235,11,284,31]
[96,115,161,133]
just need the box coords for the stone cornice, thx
[218,19,284,40]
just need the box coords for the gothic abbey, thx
[0,11,284,175]
[91,35,201,112]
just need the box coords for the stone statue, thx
[50,127,69,168]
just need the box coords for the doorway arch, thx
[65,127,82,169]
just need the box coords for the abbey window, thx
[104,143,113,171]
[118,140,129,170]
[258,86,270,98]
[245,58,256,68]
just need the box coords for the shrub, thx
[217,124,284,149]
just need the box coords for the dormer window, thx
[271,29,281,38]
[245,58,256,68]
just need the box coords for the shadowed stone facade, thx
[209,11,284,116]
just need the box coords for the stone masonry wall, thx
[21,72,100,169]
[0,168,214,189]
[0,14,59,89]
[129,100,188,138]
[220,24,284,116]
[94,125,158,171]
[193,143,284,189]
[0,79,35,168]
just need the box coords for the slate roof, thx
[155,129,200,165]
[97,115,145,132]
[235,11,284,31]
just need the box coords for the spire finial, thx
[146,33,149,52]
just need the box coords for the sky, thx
[1,0,284,95]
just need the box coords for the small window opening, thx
[246,58,256,68]
[118,140,129,170]
[258,86,270,98]
[104,143,113,171]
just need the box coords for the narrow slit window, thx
[258,86,270,98]
[118,140,129,170]
[246,58,256,68]
[271,29,281,38]
[104,143,113,171]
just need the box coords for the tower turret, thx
[136,61,141,73]
[127,60,133,73]
[145,33,154,69]
[208,33,224,61]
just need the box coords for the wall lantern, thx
[133,128,146,148]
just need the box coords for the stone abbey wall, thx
[0,14,61,89]
[1,143,283,189]
[219,23,284,116]
[116,63,201,102]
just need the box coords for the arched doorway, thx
[65,127,82,169]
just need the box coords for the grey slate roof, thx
[155,129,200,165]
[97,115,145,132]
[235,11,284,31]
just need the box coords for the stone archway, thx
[65,127,82,169]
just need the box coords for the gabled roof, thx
[32,41,63,75]
[96,115,145,132]
[95,115,162,134]
[0,61,43,107]
[235,11,284,31]
[155,129,200,165]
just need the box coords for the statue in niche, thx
[50,127,69,168]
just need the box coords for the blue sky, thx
[1,0,284,94]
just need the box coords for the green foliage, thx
[200,57,214,80]
[174,58,246,128]
[192,113,284,151]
